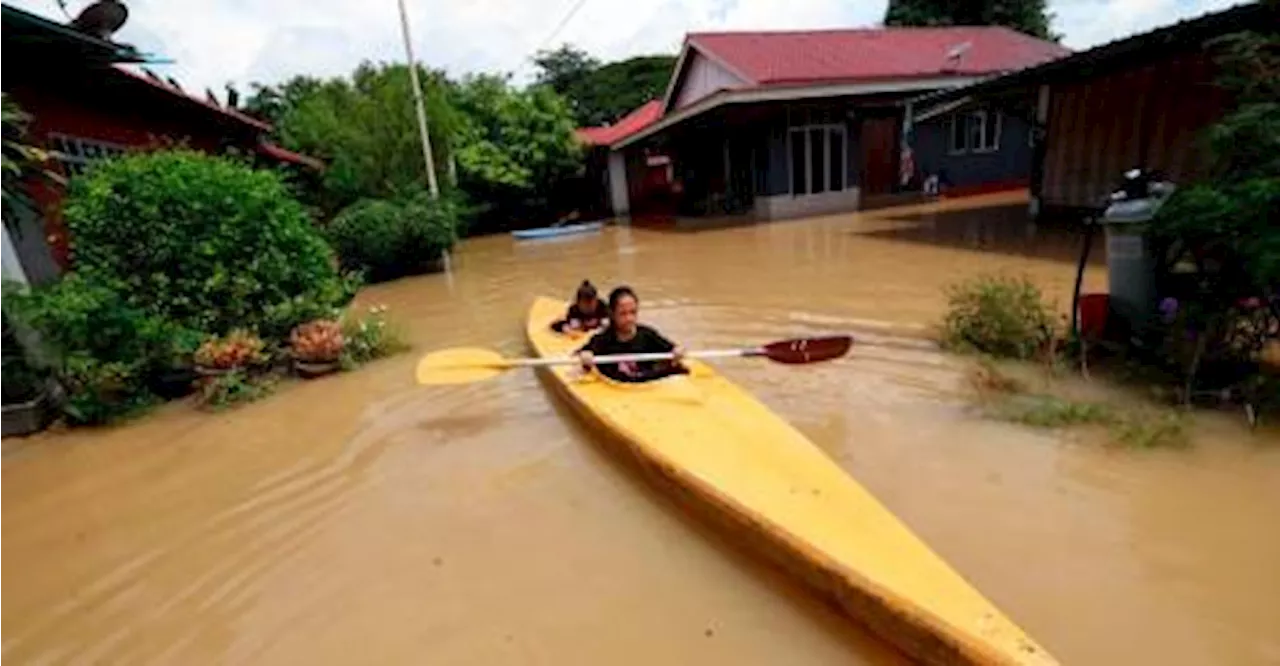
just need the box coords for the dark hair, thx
[608,285,637,310]
[576,280,598,300]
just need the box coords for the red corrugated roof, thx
[576,100,663,146]
[109,66,325,168]
[687,27,1070,86]
[113,65,274,131]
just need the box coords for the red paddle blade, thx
[760,336,853,364]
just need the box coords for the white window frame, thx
[971,111,1002,153]
[947,110,1002,154]
[786,123,847,196]
[47,133,128,176]
[948,114,968,155]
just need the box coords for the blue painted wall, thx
[913,109,1032,188]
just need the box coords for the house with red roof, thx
[911,2,1271,220]
[593,26,1068,221]
[2,3,321,284]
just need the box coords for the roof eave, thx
[612,76,981,150]
[662,37,759,114]
[1,4,147,64]
[910,1,1274,110]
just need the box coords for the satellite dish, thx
[946,42,972,61]
[70,0,129,40]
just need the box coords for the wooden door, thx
[860,117,899,195]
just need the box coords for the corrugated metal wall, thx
[1041,51,1226,209]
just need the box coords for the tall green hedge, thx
[327,193,458,283]
[64,150,357,337]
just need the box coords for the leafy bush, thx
[1143,30,1280,395]
[60,356,158,424]
[450,75,583,231]
[340,305,409,367]
[941,274,1057,360]
[2,311,47,405]
[197,369,277,411]
[327,193,458,282]
[4,275,178,423]
[269,64,462,216]
[4,95,57,216]
[63,150,357,335]
[987,394,1113,428]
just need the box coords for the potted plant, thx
[194,329,267,376]
[1,313,59,436]
[148,327,204,399]
[290,319,345,378]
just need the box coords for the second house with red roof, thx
[582,26,1069,222]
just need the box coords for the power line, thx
[537,0,590,52]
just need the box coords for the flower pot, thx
[150,367,200,400]
[294,359,340,379]
[2,381,59,437]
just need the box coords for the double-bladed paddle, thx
[415,335,853,385]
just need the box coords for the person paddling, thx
[577,286,687,383]
[552,280,610,333]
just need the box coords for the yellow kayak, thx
[526,297,1056,665]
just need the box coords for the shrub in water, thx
[197,369,277,411]
[63,150,357,336]
[327,192,458,282]
[340,305,408,367]
[941,274,1057,360]
[4,275,179,424]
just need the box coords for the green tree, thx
[1148,29,1280,395]
[242,76,325,127]
[449,74,582,228]
[0,92,47,235]
[64,150,357,337]
[273,63,462,216]
[533,45,675,125]
[883,0,1057,41]
[533,45,599,116]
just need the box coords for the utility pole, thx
[396,0,440,198]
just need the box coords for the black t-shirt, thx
[580,324,685,382]
[552,302,610,332]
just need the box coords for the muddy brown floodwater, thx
[5,192,1279,665]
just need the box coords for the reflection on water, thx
[4,192,1277,665]
[863,203,1105,266]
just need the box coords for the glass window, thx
[968,111,986,153]
[789,125,849,195]
[949,114,967,153]
[983,112,1001,151]
[47,134,128,177]
[828,128,845,191]
[789,130,806,195]
[808,128,826,194]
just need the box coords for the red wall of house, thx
[7,71,262,267]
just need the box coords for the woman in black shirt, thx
[577,286,687,383]
[551,280,610,333]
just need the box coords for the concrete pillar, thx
[607,150,629,218]
[2,222,29,285]
[1030,84,1052,217]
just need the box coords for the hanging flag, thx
[899,143,915,187]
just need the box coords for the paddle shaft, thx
[504,348,758,368]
